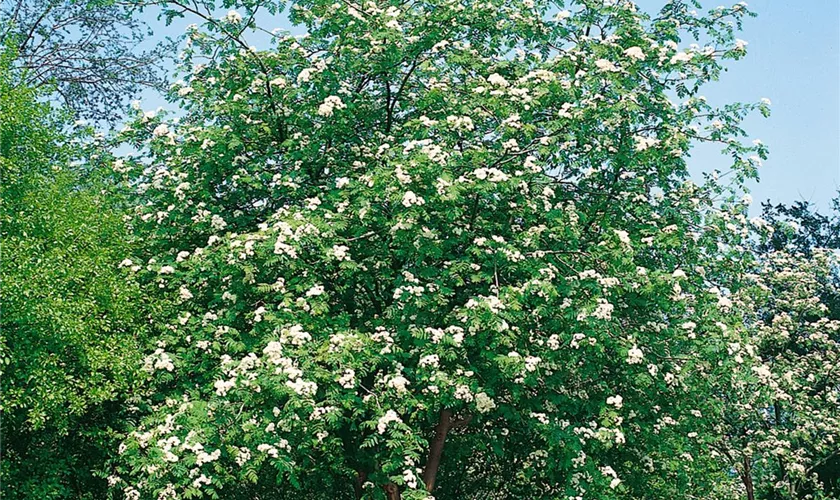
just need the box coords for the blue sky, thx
[136,0,840,212]
[643,0,839,212]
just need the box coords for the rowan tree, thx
[106,1,776,498]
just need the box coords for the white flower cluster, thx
[402,191,425,207]
[377,409,402,434]
[475,392,496,413]
[317,95,346,117]
[623,46,645,60]
[337,369,356,388]
[626,345,644,364]
[591,299,614,320]
[286,378,318,396]
[473,167,509,183]
[606,395,624,409]
[143,349,174,373]
[223,10,242,23]
[280,324,312,346]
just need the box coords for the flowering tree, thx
[711,241,840,499]
[697,197,840,499]
[109,0,774,498]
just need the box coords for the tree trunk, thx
[422,408,453,492]
[773,400,795,498]
[742,455,756,500]
[420,408,473,493]
[354,470,367,499]
[384,483,401,500]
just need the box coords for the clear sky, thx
[136,0,840,212]
[640,0,839,212]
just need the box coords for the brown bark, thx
[773,401,795,497]
[422,408,453,492]
[384,483,401,500]
[354,470,368,499]
[421,409,473,492]
[742,455,756,500]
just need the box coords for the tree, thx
[108,0,772,498]
[0,46,147,499]
[714,197,840,499]
[758,198,840,258]
[713,248,840,500]
[0,0,169,122]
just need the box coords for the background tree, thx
[714,247,840,500]
[0,46,149,499]
[721,197,840,499]
[0,0,170,122]
[758,197,840,257]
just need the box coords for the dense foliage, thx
[0,47,147,499]
[1,1,837,499]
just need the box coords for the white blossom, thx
[623,46,645,60]
[475,392,497,413]
[401,191,425,207]
[377,409,402,434]
[627,345,644,364]
[223,10,242,23]
[318,95,347,117]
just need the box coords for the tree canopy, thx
[0,0,169,122]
